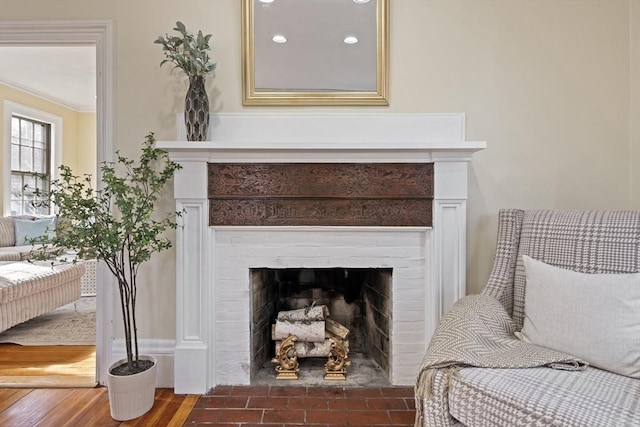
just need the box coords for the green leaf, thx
[155,21,215,78]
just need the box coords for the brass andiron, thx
[324,337,351,380]
[272,334,300,380]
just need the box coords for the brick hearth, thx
[185,385,415,426]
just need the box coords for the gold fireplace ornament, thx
[272,334,300,380]
[324,337,351,380]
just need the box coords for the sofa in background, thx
[416,209,640,426]
[0,215,96,332]
[0,260,85,333]
[0,215,57,261]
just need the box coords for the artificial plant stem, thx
[117,275,133,369]
[116,243,134,368]
[104,258,129,351]
[130,264,139,363]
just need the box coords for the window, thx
[10,115,51,215]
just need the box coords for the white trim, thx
[434,200,467,314]
[2,101,63,216]
[173,199,210,393]
[111,339,176,388]
[165,113,485,163]
[0,20,114,386]
[175,112,468,144]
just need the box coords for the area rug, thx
[0,297,95,346]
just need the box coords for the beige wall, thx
[1,0,636,340]
[76,112,97,189]
[0,83,97,213]
[631,0,640,211]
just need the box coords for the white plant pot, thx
[107,355,157,421]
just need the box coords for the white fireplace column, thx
[158,113,485,394]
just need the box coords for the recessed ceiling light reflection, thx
[343,36,359,44]
[353,0,370,3]
[259,0,275,3]
[272,34,287,43]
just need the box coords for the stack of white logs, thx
[273,304,350,357]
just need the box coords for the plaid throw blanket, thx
[415,294,587,427]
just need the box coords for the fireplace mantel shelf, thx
[156,140,486,163]
[158,113,486,163]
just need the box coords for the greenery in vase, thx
[155,21,216,77]
[31,133,181,375]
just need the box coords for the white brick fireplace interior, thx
[158,113,485,394]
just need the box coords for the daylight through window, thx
[10,115,51,215]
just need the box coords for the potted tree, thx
[34,132,181,420]
[155,21,216,141]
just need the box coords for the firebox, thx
[250,268,392,383]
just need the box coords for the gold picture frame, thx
[241,0,389,106]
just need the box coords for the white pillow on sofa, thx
[519,255,640,379]
[13,215,56,245]
[0,216,15,246]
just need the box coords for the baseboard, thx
[111,339,175,388]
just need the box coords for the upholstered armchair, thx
[415,209,640,426]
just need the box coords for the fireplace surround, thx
[158,113,485,394]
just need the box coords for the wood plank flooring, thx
[0,387,198,426]
[0,344,96,388]
[0,344,198,425]
[0,344,417,425]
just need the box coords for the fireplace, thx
[251,267,392,383]
[158,113,486,394]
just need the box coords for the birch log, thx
[276,305,329,322]
[273,318,350,340]
[275,338,350,358]
[325,317,350,339]
[273,320,325,342]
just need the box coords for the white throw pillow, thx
[0,217,15,246]
[13,216,56,245]
[519,255,640,379]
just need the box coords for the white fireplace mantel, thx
[159,112,485,163]
[157,113,486,394]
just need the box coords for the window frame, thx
[10,115,52,215]
[2,101,63,216]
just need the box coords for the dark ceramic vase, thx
[184,76,209,141]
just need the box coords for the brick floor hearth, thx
[184,385,416,426]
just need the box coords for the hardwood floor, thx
[0,344,197,425]
[0,345,416,425]
[0,387,198,426]
[0,344,96,387]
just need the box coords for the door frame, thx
[0,20,114,385]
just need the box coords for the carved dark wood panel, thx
[210,199,432,226]
[208,163,433,226]
[208,163,433,198]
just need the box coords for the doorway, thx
[0,20,113,385]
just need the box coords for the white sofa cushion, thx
[0,217,14,247]
[520,255,640,378]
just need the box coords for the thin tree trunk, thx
[129,256,139,364]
